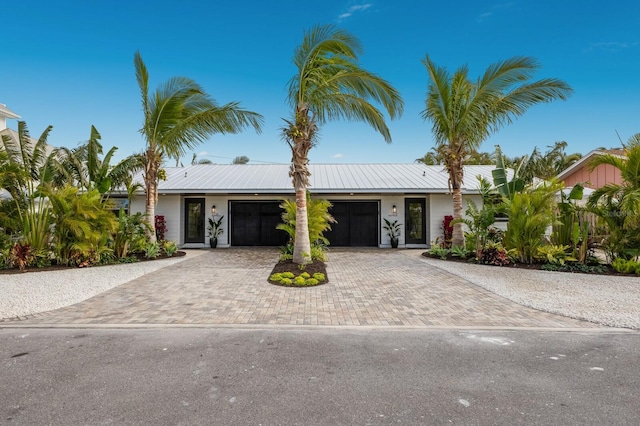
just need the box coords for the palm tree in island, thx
[134,51,264,241]
[283,24,404,264]
[421,55,573,248]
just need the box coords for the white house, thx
[125,163,499,249]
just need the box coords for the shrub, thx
[144,242,160,259]
[479,243,511,266]
[9,241,34,270]
[270,273,283,281]
[293,276,306,285]
[155,215,167,242]
[611,258,640,274]
[280,278,292,286]
[427,244,450,259]
[312,273,326,282]
[281,272,295,279]
[118,256,139,264]
[300,272,310,279]
[442,215,453,248]
[535,245,577,265]
[305,278,319,286]
[163,241,178,257]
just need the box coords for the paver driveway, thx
[14,248,600,328]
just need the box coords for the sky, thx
[3,0,639,166]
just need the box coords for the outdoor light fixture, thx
[211,205,217,215]
[392,204,397,215]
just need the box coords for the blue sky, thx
[3,0,639,165]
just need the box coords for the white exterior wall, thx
[428,193,483,247]
[151,192,485,248]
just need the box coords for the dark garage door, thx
[326,201,379,247]
[230,202,288,246]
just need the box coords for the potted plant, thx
[383,218,401,248]
[207,215,224,248]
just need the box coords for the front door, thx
[184,198,205,243]
[405,198,426,245]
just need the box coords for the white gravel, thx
[416,253,640,329]
[0,251,201,320]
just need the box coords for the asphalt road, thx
[1,327,638,425]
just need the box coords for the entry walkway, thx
[13,248,599,328]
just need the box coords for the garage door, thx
[326,201,379,247]
[230,202,289,246]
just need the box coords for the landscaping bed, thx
[0,251,186,275]
[268,259,329,287]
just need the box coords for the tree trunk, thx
[451,186,465,248]
[293,182,311,265]
[144,152,159,244]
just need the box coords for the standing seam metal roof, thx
[146,163,506,194]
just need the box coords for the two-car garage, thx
[229,200,379,247]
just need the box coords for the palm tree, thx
[135,51,263,240]
[55,126,143,199]
[587,133,640,259]
[283,24,404,264]
[421,55,573,247]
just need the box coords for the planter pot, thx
[390,237,399,249]
[209,237,218,248]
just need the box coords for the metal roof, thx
[140,163,506,195]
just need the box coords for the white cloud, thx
[197,151,208,156]
[337,3,373,21]
[589,41,637,52]
[333,153,344,158]
[476,12,493,22]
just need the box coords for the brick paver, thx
[14,248,598,327]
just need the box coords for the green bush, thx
[535,245,576,265]
[312,272,326,282]
[293,276,306,285]
[280,278,292,286]
[427,244,450,259]
[163,241,178,257]
[305,278,319,286]
[282,272,295,279]
[611,258,640,274]
[300,272,311,279]
[270,273,283,281]
[144,242,160,259]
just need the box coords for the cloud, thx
[337,3,372,21]
[333,153,344,158]
[588,41,638,52]
[476,12,493,22]
[197,151,208,156]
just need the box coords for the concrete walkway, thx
[6,248,605,328]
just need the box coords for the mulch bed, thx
[268,259,329,287]
[422,252,631,277]
[0,251,186,275]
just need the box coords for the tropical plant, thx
[162,240,178,257]
[587,134,640,261]
[155,215,167,242]
[207,215,224,238]
[277,193,335,261]
[0,121,56,254]
[492,145,525,200]
[479,242,512,266]
[552,183,590,263]
[517,141,583,184]
[282,24,403,264]
[535,244,576,265]
[232,155,250,164]
[383,218,401,247]
[503,181,562,263]
[134,51,263,241]
[113,210,151,259]
[421,55,573,247]
[453,176,504,259]
[44,185,118,266]
[54,126,143,198]
[427,244,451,259]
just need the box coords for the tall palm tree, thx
[421,55,573,247]
[135,51,264,240]
[283,24,404,264]
[587,133,640,259]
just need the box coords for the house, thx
[126,163,500,249]
[557,149,625,190]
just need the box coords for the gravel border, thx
[414,253,640,329]
[0,251,203,320]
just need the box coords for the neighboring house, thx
[557,149,625,190]
[125,164,502,249]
